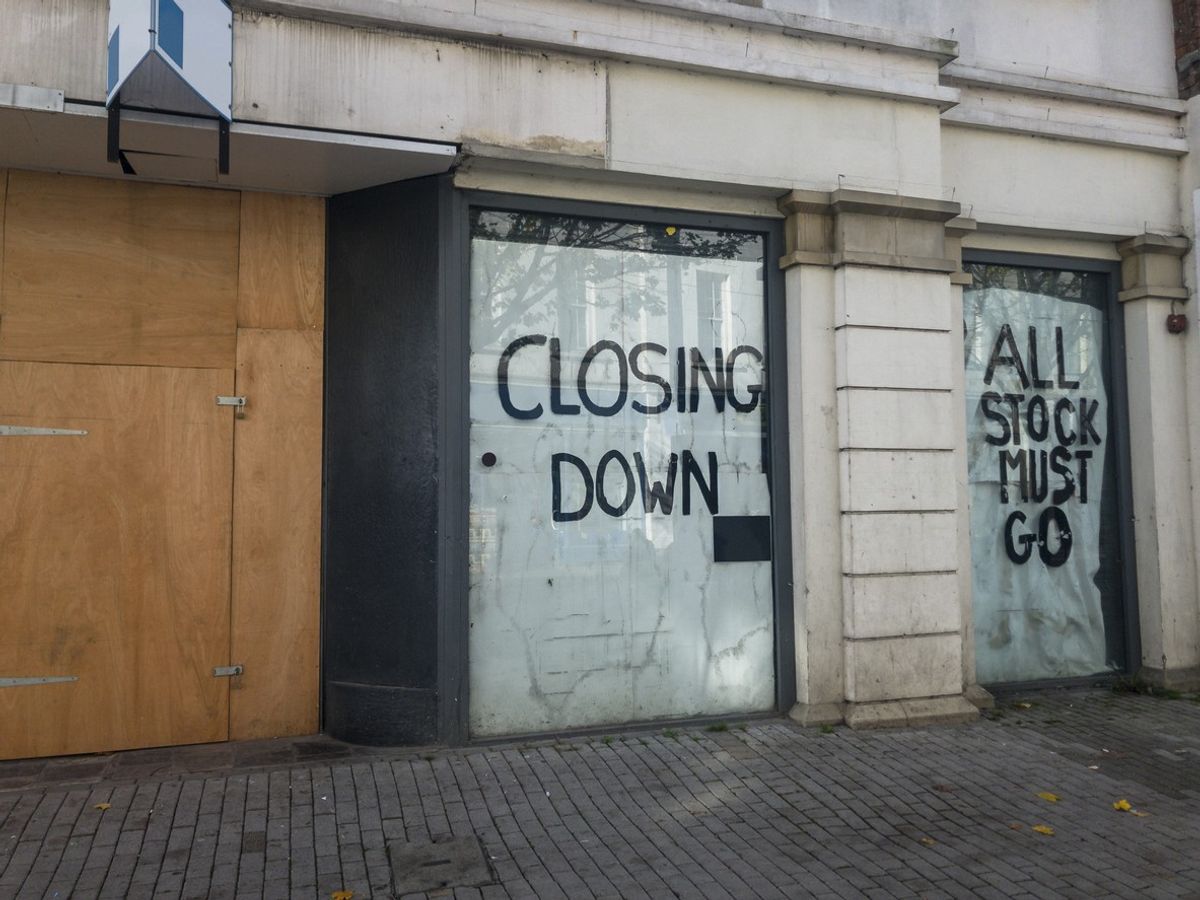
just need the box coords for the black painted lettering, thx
[596,450,635,517]
[1004,510,1034,563]
[1029,450,1049,503]
[549,337,580,415]
[1074,450,1093,503]
[676,347,687,413]
[1037,506,1073,567]
[1053,397,1077,446]
[498,334,546,420]
[1056,327,1081,389]
[1027,327,1053,389]
[552,453,593,522]
[1079,398,1102,445]
[1049,445,1075,504]
[999,449,1027,504]
[984,324,1031,389]
[725,345,764,413]
[682,450,719,515]
[629,342,672,415]
[1002,394,1026,444]
[634,452,678,514]
[981,392,1011,445]
[577,340,629,417]
[689,348,726,413]
[1026,394,1049,442]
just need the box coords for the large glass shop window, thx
[468,209,775,736]
[964,263,1126,684]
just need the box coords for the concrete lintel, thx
[788,701,845,727]
[778,250,833,270]
[621,0,959,62]
[240,0,960,110]
[831,250,958,274]
[845,696,978,730]
[1117,233,1191,258]
[778,188,962,223]
[945,216,977,239]
[1118,286,1190,303]
[830,189,961,223]
[940,62,1186,117]
[941,108,1188,157]
[777,189,833,217]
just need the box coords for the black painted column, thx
[323,175,460,745]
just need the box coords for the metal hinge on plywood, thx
[213,665,244,677]
[216,396,246,419]
[0,425,88,436]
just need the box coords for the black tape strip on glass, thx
[713,515,772,562]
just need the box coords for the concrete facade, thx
[2,0,1199,745]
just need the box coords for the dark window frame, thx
[440,191,796,742]
[962,250,1139,692]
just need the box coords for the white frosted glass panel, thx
[468,212,775,736]
[964,266,1125,684]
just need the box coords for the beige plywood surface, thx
[229,328,322,740]
[238,193,325,330]
[0,171,239,368]
[0,361,234,759]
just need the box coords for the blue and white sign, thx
[107,0,232,121]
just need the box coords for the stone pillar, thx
[1118,233,1200,689]
[779,189,979,728]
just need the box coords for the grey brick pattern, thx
[3,689,1200,898]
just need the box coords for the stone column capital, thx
[776,187,961,274]
[1116,232,1191,303]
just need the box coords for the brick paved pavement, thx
[2,688,1200,899]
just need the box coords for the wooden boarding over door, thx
[0,361,234,759]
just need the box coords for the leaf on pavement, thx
[331,892,354,900]
[1032,825,1055,836]
[1036,792,1061,803]
[918,836,936,846]
[1113,799,1132,812]
[93,803,111,811]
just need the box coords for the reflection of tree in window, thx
[470,209,760,348]
[697,270,731,351]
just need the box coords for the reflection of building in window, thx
[566,277,599,351]
[697,270,732,350]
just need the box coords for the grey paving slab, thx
[3,689,1200,898]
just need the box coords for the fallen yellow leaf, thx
[93,803,111,812]
[1016,702,1033,709]
[1113,799,1132,812]
[331,892,354,900]
[918,836,936,846]
[1131,810,1150,818]
[1032,825,1055,836]
[1036,792,1061,803]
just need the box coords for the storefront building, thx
[2,0,1200,757]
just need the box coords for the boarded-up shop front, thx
[0,170,323,759]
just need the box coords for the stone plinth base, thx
[845,695,978,729]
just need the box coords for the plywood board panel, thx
[238,192,325,330]
[0,361,234,759]
[0,171,239,368]
[229,328,322,739]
